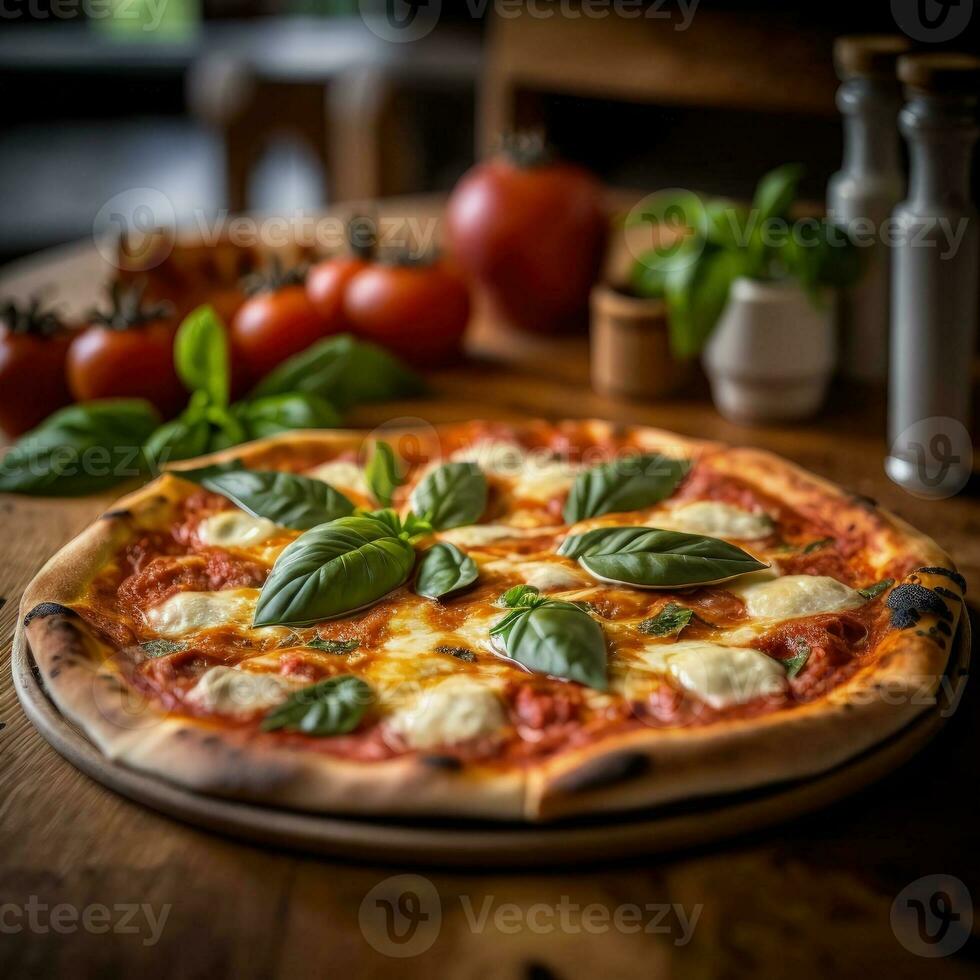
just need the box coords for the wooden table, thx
[2,205,978,978]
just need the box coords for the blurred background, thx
[3,0,978,265]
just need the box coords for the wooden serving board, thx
[12,615,970,868]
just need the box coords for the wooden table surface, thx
[1,206,979,978]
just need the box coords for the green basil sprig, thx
[639,602,694,637]
[0,399,159,496]
[414,542,478,600]
[858,578,894,601]
[201,469,354,530]
[410,461,488,530]
[558,526,767,588]
[174,303,230,407]
[261,674,371,735]
[563,453,689,523]
[782,639,810,679]
[253,514,416,626]
[490,586,607,690]
[306,637,359,654]
[366,440,403,506]
[251,333,424,410]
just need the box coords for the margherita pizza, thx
[18,420,965,821]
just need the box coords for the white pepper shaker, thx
[828,35,909,382]
[886,54,980,497]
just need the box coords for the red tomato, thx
[343,261,470,366]
[67,319,184,418]
[231,284,329,381]
[0,302,74,437]
[446,152,607,333]
[306,257,370,331]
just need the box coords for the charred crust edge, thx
[101,508,133,521]
[918,566,967,595]
[549,751,650,796]
[24,602,78,628]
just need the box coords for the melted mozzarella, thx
[732,574,863,619]
[186,666,300,716]
[521,561,590,592]
[452,439,526,475]
[653,501,773,540]
[305,460,370,498]
[199,511,278,549]
[146,589,260,636]
[387,676,505,749]
[452,439,579,502]
[439,524,542,548]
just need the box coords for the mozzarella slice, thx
[439,524,543,548]
[305,460,370,498]
[199,511,278,549]
[732,574,863,619]
[521,561,589,592]
[186,666,301,716]
[452,439,526,475]
[653,501,773,540]
[387,676,506,749]
[452,439,579,502]
[146,589,260,636]
[665,641,787,709]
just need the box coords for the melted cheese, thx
[451,439,526,475]
[199,511,278,549]
[617,640,787,708]
[521,561,590,592]
[186,666,300,716]
[439,524,542,548]
[387,676,505,749]
[146,589,259,636]
[305,460,370,498]
[732,574,863,619]
[654,501,773,540]
[451,439,579,502]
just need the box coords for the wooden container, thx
[590,283,689,399]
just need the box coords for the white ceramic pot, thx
[702,277,836,424]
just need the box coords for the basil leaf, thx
[251,334,424,410]
[802,537,834,554]
[783,639,810,679]
[366,440,402,506]
[414,542,478,600]
[563,453,688,523]
[752,163,803,224]
[410,461,487,530]
[859,578,895,601]
[306,637,359,654]
[491,599,607,690]
[0,399,159,496]
[139,639,187,657]
[665,245,742,359]
[174,305,230,407]
[144,415,211,472]
[201,470,354,530]
[234,392,341,439]
[558,526,767,588]
[639,602,693,637]
[498,584,541,608]
[261,674,371,736]
[253,515,416,626]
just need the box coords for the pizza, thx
[18,419,965,821]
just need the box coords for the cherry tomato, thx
[67,319,184,418]
[343,261,470,366]
[446,143,607,333]
[231,283,330,383]
[306,257,370,332]
[0,301,74,437]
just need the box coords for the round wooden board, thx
[13,616,970,868]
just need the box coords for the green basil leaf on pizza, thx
[563,453,689,523]
[558,526,767,588]
[202,469,355,530]
[365,440,403,506]
[638,602,694,637]
[414,542,478,600]
[261,675,371,736]
[410,461,487,530]
[253,515,415,626]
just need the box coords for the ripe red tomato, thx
[231,283,330,382]
[0,301,74,437]
[67,318,184,418]
[343,261,470,366]
[446,149,607,333]
[306,257,370,332]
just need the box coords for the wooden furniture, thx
[1,197,978,975]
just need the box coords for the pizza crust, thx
[16,421,964,822]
